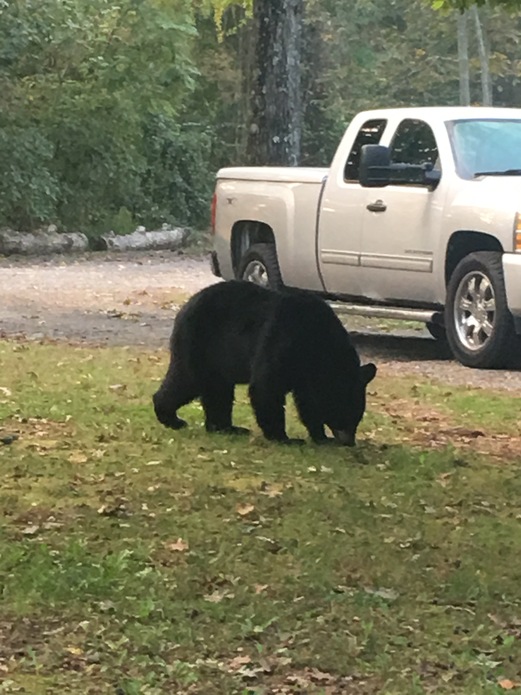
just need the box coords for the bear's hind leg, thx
[201,381,249,435]
[153,362,197,430]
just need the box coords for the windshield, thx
[447,118,521,179]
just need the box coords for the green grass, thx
[1,340,521,694]
[344,315,426,333]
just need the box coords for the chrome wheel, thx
[454,271,496,351]
[242,259,269,287]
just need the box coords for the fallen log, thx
[0,228,89,256]
[97,226,190,252]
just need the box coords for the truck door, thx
[317,119,387,297]
[359,118,445,304]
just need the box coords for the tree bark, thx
[237,10,256,158]
[471,5,492,105]
[247,0,304,166]
[457,9,471,106]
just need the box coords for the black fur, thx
[153,281,376,445]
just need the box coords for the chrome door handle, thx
[366,200,387,212]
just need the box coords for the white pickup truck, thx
[210,106,521,369]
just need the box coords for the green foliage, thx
[0,126,59,229]
[0,0,200,234]
[196,0,253,39]
[1,0,521,231]
[137,114,214,229]
[110,207,135,235]
[431,0,519,10]
[297,0,521,167]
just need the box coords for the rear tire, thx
[237,243,284,290]
[445,251,515,369]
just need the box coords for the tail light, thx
[210,192,217,235]
[515,212,521,252]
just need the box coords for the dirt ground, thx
[1,249,521,392]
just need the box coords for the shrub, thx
[0,127,60,230]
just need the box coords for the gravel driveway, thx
[1,250,521,392]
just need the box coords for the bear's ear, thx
[360,362,377,385]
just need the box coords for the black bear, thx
[153,281,376,446]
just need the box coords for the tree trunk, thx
[471,5,492,106]
[237,11,256,159]
[457,9,470,106]
[247,0,304,166]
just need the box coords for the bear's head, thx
[327,362,377,446]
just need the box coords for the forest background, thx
[0,0,520,238]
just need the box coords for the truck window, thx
[344,119,387,182]
[390,119,440,173]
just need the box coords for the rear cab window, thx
[344,119,387,182]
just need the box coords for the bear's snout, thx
[332,429,356,447]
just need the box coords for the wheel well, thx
[445,231,503,285]
[231,221,276,274]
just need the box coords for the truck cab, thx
[211,106,521,369]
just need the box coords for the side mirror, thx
[359,145,392,187]
[359,144,441,190]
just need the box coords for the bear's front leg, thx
[293,390,332,444]
[201,382,250,436]
[249,383,303,443]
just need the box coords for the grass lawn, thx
[1,340,521,694]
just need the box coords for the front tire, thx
[445,251,515,369]
[237,243,284,290]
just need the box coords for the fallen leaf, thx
[204,589,234,603]
[364,586,399,601]
[68,451,88,464]
[21,524,40,536]
[166,538,189,552]
[254,584,269,594]
[97,502,128,517]
[27,438,59,452]
[236,503,255,517]
[498,679,521,690]
[286,674,311,687]
[437,472,453,488]
[204,591,225,603]
[227,655,252,671]
[257,536,282,553]
[259,481,284,497]
[309,668,335,684]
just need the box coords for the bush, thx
[137,114,214,231]
[0,127,60,230]
[48,101,146,237]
